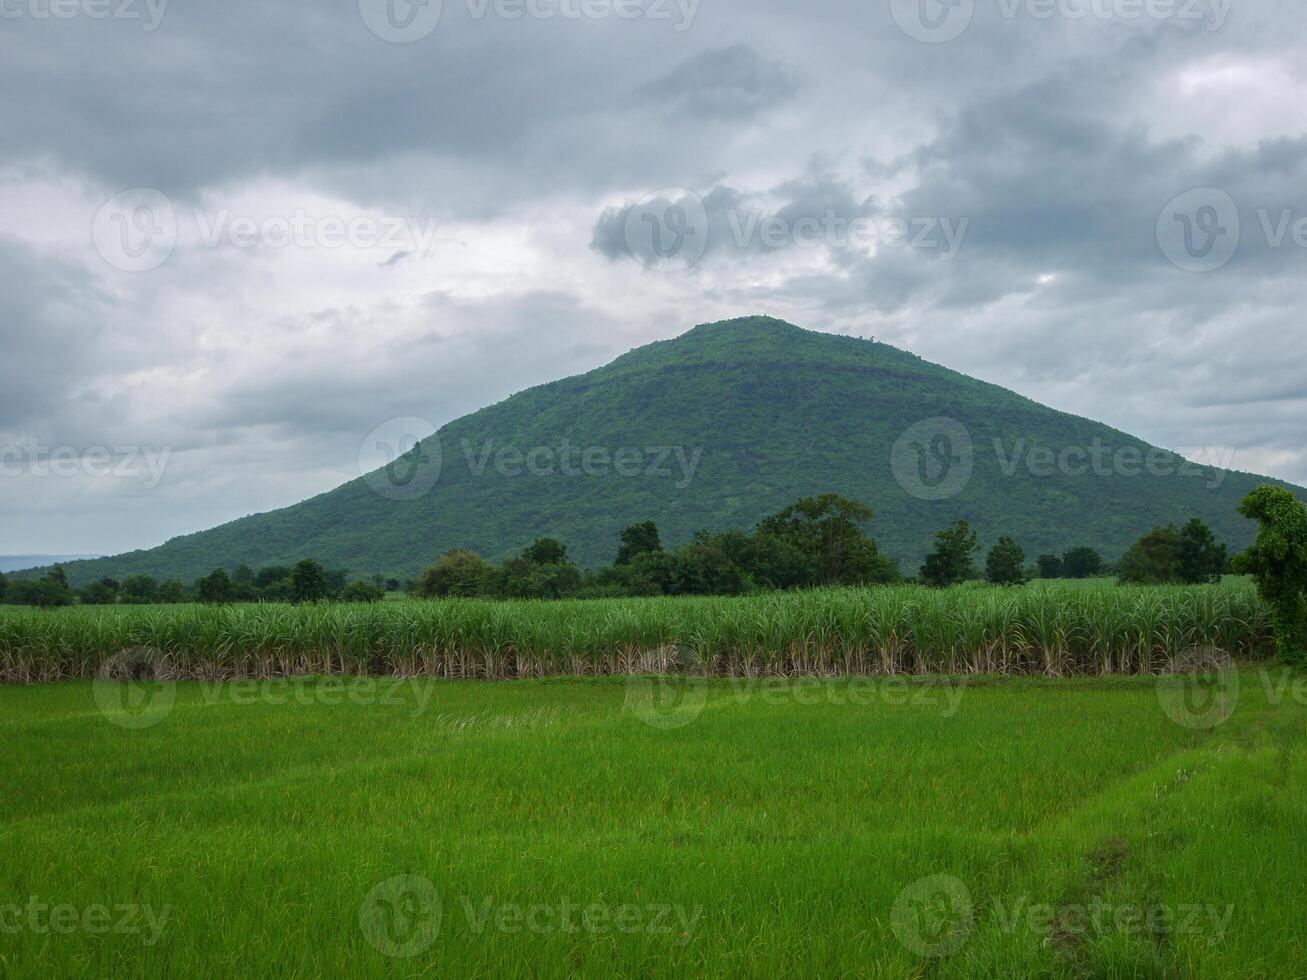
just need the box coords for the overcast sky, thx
[2,0,1305,556]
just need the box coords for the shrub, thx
[341,581,385,603]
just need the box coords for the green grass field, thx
[3,666,1305,977]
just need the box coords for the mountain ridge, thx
[28,316,1305,586]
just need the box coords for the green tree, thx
[79,580,119,605]
[522,538,569,566]
[32,567,74,608]
[414,550,496,598]
[261,578,294,602]
[1234,486,1307,663]
[985,537,1027,586]
[291,560,334,603]
[671,535,749,596]
[500,538,584,599]
[1117,525,1182,585]
[920,520,979,588]
[1036,554,1063,579]
[0,572,7,603]
[1178,517,1228,585]
[255,566,293,590]
[615,521,662,566]
[499,557,582,599]
[120,574,160,605]
[341,580,385,603]
[231,565,258,602]
[1062,547,1104,579]
[196,568,234,604]
[1117,519,1229,586]
[158,580,186,603]
[755,493,896,587]
[589,549,677,597]
[4,580,38,606]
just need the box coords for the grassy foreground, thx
[3,668,1305,977]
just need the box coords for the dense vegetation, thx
[1,494,1110,608]
[1235,485,1307,664]
[0,581,1274,683]
[25,317,1306,587]
[3,671,1304,976]
[415,494,898,600]
[0,561,388,609]
[1116,518,1229,586]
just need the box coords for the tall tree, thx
[1177,517,1228,585]
[291,559,333,603]
[1235,486,1307,663]
[1036,554,1063,579]
[196,568,234,604]
[615,521,662,566]
[755,493,895,587]
[414,550,496,598]
[1061,546,1104,579]
[158,580,186,603]
[1117,525,1182,585]
[79,580,119,605]
[985,537,1027,586]
[920,520,980,588]
[121,574,160,605]
[522,538,569,566]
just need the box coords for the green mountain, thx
[44,316,1304,586]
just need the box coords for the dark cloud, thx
[0,237,118,430]
[3,0,1307,555]
[635,44,801,120]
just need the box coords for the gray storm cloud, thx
[1,0,1306,553]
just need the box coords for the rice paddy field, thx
[1,666,1304,977]
[3,582,1304,977]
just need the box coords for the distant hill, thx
[0,555,103,575]
[36,316,1305,586]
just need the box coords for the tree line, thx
[412,494,1120,599]
[413,494,900,599]
[2,491,1300,622]
[914,516,1229,588]
[0,561,398,609]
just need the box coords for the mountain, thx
[39,316,1304,586]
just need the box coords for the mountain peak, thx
[686,314,804,336]
[35,316,1304,585]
